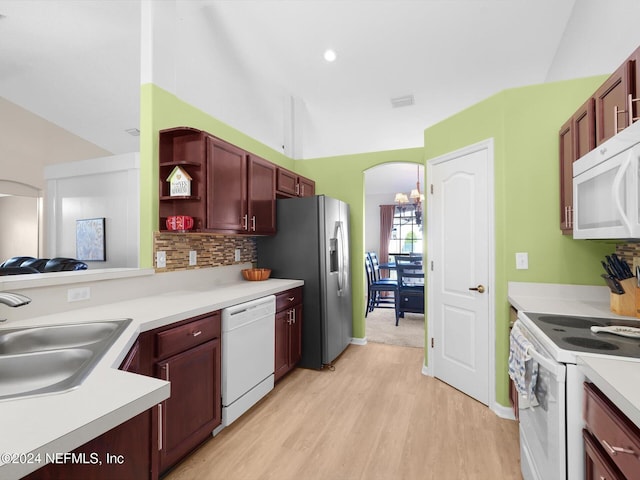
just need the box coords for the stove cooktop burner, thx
[563,337,619,351]
[523,312,640,358]
[536,315,606,329]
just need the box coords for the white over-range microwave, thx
[573,120,640,239]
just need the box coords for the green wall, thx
[139,83,424,339]
[139,84,295,266]
[295,150,425,339]
[140,77,620,408]
[423,75,616,405]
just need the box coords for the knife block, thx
[610,278,636,316]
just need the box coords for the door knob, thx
[469,285,485,293]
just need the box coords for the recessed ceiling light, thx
[324,49,337,62]
[125,128,140,136]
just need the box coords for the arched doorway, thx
[363,162,425,348]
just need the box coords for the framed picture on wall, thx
[76,217,106,261]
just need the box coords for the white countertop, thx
[0,277,303,480]
[577,355,640,428]
[507,281,630,319]
[508,281,640,429]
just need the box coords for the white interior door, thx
[427,140,493,405]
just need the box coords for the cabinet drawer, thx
[156,313,220,359]
[584,382,640,479]
[583,429,625,480]
[276,287,302,312]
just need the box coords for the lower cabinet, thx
[23,312,222,480]
[274,287,303,382]
[156,339,221,472]
[149,311,222,474]
[583,382,640,480]
[23,341,157,480]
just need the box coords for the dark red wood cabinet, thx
[557,44,640,235]
[247,154,277,235]
[23,342,158,480]
[559,117,575,235]
[205,135,248,233]
[148,311,222,474]
[158,127,207,232]
[583,382,640,480]
[274,287,303,382]
[203,135,281,234]
[159,127,316,236]
[156,339,220,472]
[595,62,632,146]
[276,166,316,198]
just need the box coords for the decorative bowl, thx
[241,268,272,281]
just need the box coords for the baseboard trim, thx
[351,337,367,346]
[491,402,516,420]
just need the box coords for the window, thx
[389,205,423,255]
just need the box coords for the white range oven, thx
[513,311,640,480]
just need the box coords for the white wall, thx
[142,0,295,157]
[546,0,640,82]
[0,196,39,261]
[44,153,140,268]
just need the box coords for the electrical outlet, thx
[156,251,166,268]
[189,250,197,266]
[68,286,90,302]
[515,252,528,270]
[234,248,241,262]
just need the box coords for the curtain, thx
[379,204,396,278]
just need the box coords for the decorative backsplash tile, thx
[615,242,640,270]
[154,232,256,272]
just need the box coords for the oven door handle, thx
[527,346,566,381]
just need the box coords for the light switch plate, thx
[156,251,166,268]
[189,250,197,266]
[234,248,241,262]
[515,252,528,270]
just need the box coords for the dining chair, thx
[368,251,391,281]
[394,263,424,326]
[365,253,397,317]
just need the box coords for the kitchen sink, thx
[0,321,123,355]
[0,348,93,399]
[0,319,132,401]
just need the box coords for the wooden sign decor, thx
[167,166,192,197]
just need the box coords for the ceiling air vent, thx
[391,94,414,108]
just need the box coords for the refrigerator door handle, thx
[335,221,345,296]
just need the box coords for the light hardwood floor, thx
[163,343,523,480]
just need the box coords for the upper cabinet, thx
[559,98,596,234]
[205,136,248,233]
[595,62,632,146]
[276,167,316,198]
[159,127,314,235]
[247,155,277,234]
[206,137,276,234]
[558,45,640,234]
[559,118,574,235]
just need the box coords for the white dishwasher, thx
[218,295,275,432]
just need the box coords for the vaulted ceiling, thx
[2,0,640,174]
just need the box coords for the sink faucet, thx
[0,292,31,308]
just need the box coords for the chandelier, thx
[394,165,424,223]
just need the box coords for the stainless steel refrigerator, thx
[256,195,352,369]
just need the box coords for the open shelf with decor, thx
[158,127,207,232]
